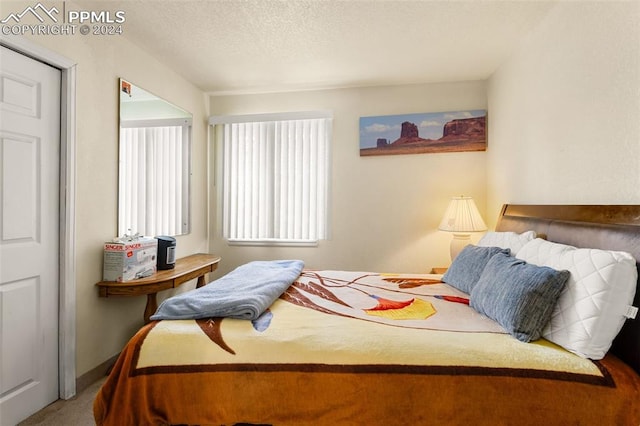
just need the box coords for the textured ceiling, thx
[93,1,558,94]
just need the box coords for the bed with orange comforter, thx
[94,205,640,425]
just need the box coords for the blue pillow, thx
[442,245,510,294]
[470,252,570,342]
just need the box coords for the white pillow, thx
[513,237,572,264]
[477,230,536,256]
[516,238,637,359]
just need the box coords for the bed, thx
[94,204,640,425]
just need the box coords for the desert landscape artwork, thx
[359,110,487,156]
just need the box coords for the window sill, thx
[226,239,319,247]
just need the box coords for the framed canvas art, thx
[359,110,486,156]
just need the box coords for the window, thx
[211,112,332,245]
[118,118,191,237]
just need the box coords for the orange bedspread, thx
[94,271,640,425]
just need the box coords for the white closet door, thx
[0,45,61,425]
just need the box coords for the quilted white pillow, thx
[477,230,536,256]
[515,237,573,264]
[516,238,638,359]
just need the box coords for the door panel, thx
[2,133,39,241]
[0,45,60,425]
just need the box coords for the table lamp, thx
[438,196,487,261]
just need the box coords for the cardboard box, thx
[103,237,158,282]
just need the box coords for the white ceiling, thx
[99,0,558,95]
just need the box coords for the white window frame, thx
[210,111,332,246]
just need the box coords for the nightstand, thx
[430,267,448,274]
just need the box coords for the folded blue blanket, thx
[150,260,304,321]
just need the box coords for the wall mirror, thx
[118,78,192,237]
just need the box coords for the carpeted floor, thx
[18,377,106,426]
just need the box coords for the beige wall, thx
[486,1,640,227]
[6,10,209,375]
[209,82,488,276]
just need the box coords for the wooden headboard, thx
[495,204,640,375]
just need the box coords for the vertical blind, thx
[119,123,190,237]
[221,117,331,243]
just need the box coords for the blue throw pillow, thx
[470,252,570,342]
[442,245,510,294]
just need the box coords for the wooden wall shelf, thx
[96,253,221,323]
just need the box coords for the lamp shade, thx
[438,196,487,233]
